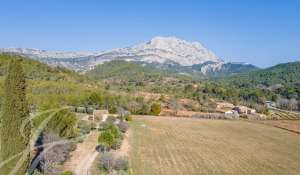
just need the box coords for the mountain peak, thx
[124,36,221,66]
[147,36,204,49]
[149,36,185,44]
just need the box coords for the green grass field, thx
[129,116,300,175]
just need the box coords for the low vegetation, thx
[35,133,76,174]
[150,103,161,116]
[98,123,122,150]
[98,153,129,173]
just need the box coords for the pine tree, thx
[0,58,31,175]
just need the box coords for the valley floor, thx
[129,116,300,175]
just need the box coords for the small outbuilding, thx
[224,110,239,119]
[225,110,234,115]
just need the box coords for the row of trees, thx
[277,98,299,111]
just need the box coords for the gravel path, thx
[63,131,99,175]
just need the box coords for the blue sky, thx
[0,0,299,67]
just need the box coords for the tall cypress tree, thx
[0,58,31,175]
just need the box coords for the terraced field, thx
[129,116,300,175]
[269,109,300,120]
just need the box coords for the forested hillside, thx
[0,54,87,82]
[86,60,195,93]
[223,62,300,87]
[213,62,300,110]
[86,60,165,81]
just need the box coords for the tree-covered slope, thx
[223,62,300,87]
[191,62,259,77]
[0,54,99,110]
[215,62,300,104]
[0,54,86,83]
[86,60,166,82]
[85,60,197,94]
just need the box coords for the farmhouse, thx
[216,102,235,113]
[265,101,276,108]
[232,106,256,114]
[225,110,238,115]
[224,110,239,119]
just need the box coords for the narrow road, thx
[63,131,99,175]
[75,149,98,175]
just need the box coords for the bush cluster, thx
[117,121,129,133]
[125,115,133,122]
[98,123,122,150]
[98,153,129,173]
[60,171,74,175]
[36,133,76,175]
[150,103,161,116]
[77,120,95,135]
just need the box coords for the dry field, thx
[129,116,300,175]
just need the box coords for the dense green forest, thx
[222,62,300,87]
[220,62,300,101]
[208,62,300,110]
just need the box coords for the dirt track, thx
[63,131,99,175]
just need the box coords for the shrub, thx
[106,115,117,123]
[99,121,111,131]
[86,107,94,114]
[114,157,129,171]
[125,115,133,122]
[32,170,43,175]
[69,106,76,112]
[37,133,74,175]
[60,171,74,175]
[107,123,121,139]
[99,152,114,172]
[150,103,161,116]
[111,138,122,150]
[78,120,93,135]
[116,170,129,175]
[117,121,129,133]
[136,103,150,115]
[109,106,117,114]
[76,107,86,113]
[98,130,115,148]
[98,123,122,149]
[33,109,78,138]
